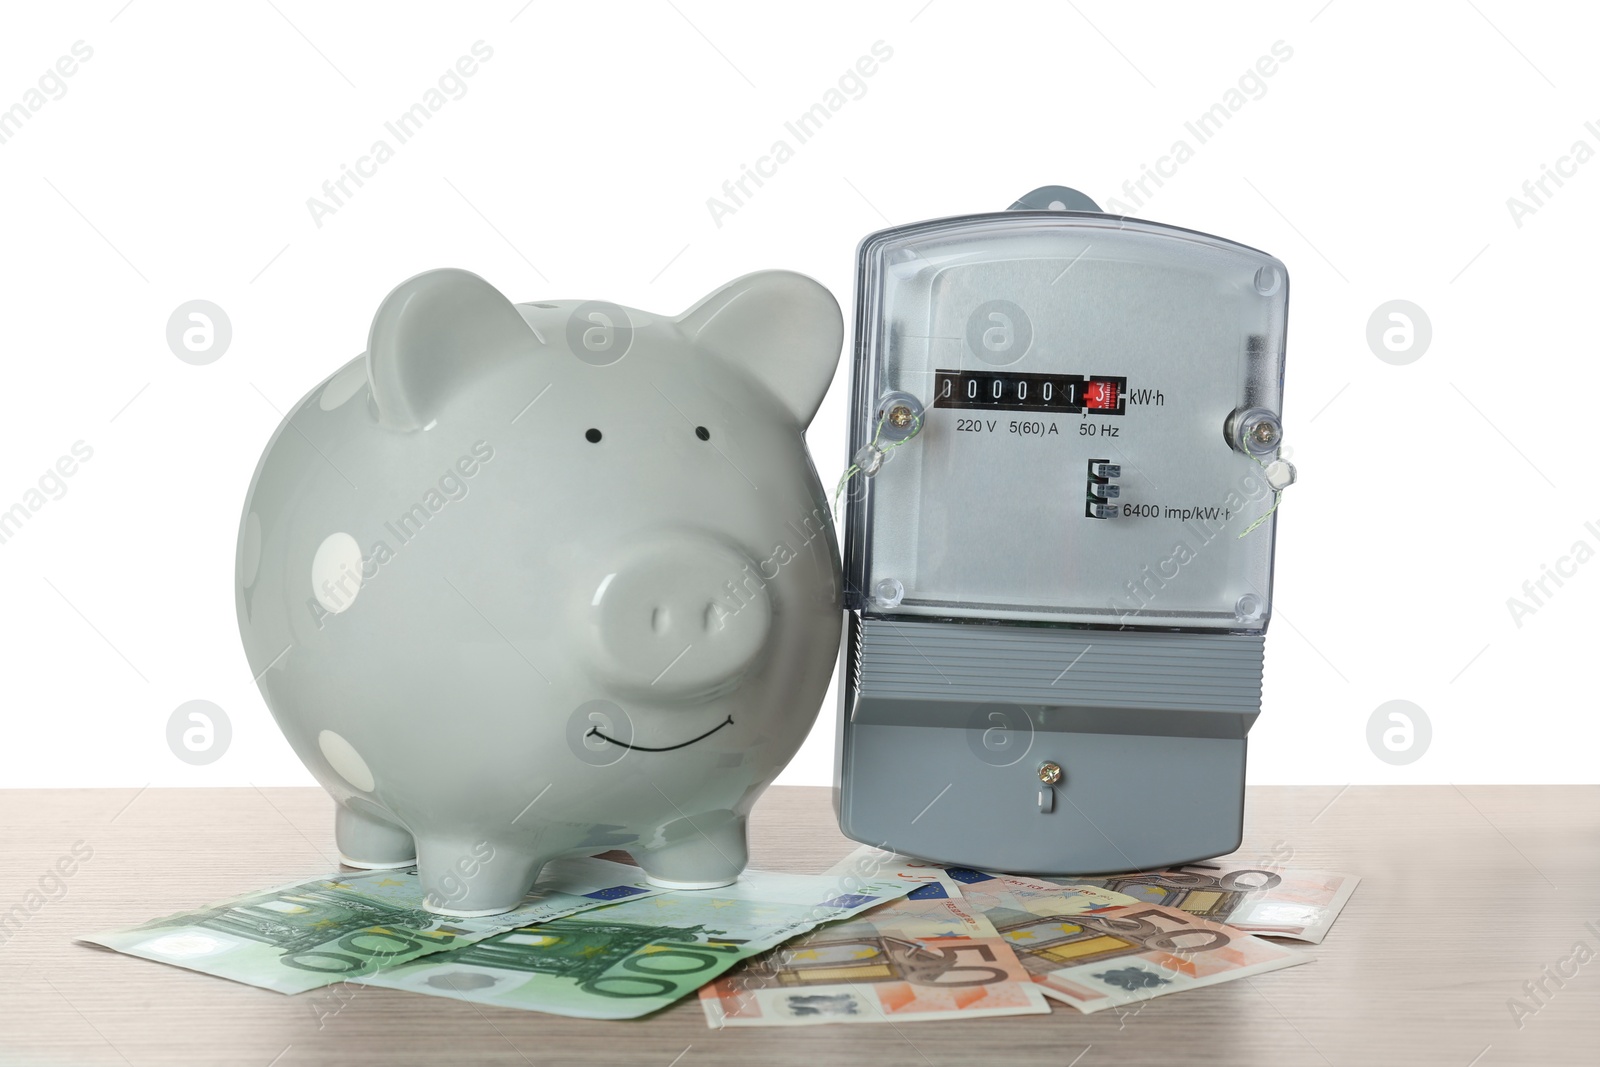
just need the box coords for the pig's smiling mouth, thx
[586,715,734,753]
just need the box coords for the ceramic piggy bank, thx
[236,268,843,915]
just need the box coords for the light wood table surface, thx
[2,784,1597,1066]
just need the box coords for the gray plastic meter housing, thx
[834,189,1289,875]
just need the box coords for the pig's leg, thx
[335,804,417,869]
[634,811,747,889]
[415,837,547,917]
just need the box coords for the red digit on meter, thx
[1083,379,1120,410]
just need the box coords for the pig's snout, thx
[587,536,772,699]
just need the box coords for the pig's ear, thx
[677,270,843,429]
[367,268,534,430]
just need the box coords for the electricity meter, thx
[834,186,1292,874]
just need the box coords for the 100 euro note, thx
[1063,863,1360,944]
[352,869,919,1019]
[698,876,1052,1027]
[78,855,662,994]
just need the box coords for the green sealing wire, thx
[1237,447,1287,539]
[832,410,923,519]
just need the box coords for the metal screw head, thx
[1227,408,1283,457]
[872,391,925,444]
[1038,761,1063,785]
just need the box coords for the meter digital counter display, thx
[931,370,1128,415]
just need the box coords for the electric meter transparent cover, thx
[843,212,1289,633]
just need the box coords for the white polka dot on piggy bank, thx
[234,268,843,915]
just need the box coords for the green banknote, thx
[353,869,919,1019]
[79,856,662,994]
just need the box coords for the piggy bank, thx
[236,267,843,915]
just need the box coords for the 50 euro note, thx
[820,847,1309,1012]
[829,844,1358,945]
[351,868,919,1019]
[824,846,1141,915]
[984,901,1309,1013]
[1062,863,1360,944]
[78,855,662,994]
[698,876,1052,1027]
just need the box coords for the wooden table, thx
[2,785,1596,1065]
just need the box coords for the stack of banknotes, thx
[79,847,1357,1026]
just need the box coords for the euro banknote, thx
[827,846,1357,944]
[824,847,1138,914]
[1063,863,1359,943]
[352,868,919,1019]
[821,847,1310,1012]
[79,855,661,994]
[994,901,1310,1013]
[698,876,1052,1027]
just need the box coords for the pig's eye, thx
[585,428,602,443]
[695,426,710,441]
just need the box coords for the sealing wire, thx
[1237,447,1285,539]
[832,411,922,519]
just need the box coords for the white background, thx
[1,0,1594,790]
